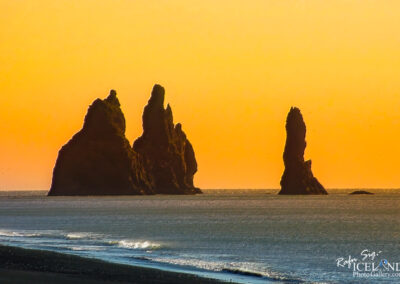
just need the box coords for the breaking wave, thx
[0,229,42,238]
[110,240,162,250]
[66,232,103,240]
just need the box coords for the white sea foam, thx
[152,257,225,271]
[69,246,105,251]
[113,240,161,250]
[65,232,103,240]
[0,230,40,237]
[149,257,281,279]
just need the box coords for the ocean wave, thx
[0,228,162,252]
[221,268,265,278]
[111,240,162,250]
[149,257,300,282]
[221,268,303,282]
[65,232,103,240]
[0,229,41,238]
[0,229,107,245]
[151,257,225,271]
[69,245,105,251]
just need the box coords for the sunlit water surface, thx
[0,189,399,283]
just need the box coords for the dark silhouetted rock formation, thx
[133,85,201,194]
[279,107,327,195]
[48,90,153,196]
[350,190,374,195]
[48,85,200,196]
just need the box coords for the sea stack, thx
[48,90,152,196]
[350,190,373,195]
[279,107,327,195]
[133,85,201,194]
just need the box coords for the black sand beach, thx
[0,245,228,284]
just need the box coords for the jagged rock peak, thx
[105,89,120,106]
[148,84,165,108]
[82,90,126,137]
[175,123,183,133]
[133,84,201,194]
[279,107,327,195]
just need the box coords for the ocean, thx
[0,189,399,283]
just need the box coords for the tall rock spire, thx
[133,84,201,194]
[279,107,327,195]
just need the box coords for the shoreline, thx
[0,245,231,284]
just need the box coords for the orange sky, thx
[1,0,400,190]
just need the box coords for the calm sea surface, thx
[0,189,399,283]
